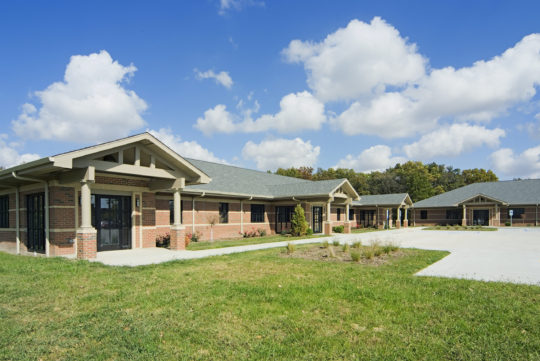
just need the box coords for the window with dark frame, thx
[0,195,9,228]
[169,200,183,224]
[349,209,354,221]
[251,204,265,223]
[509,208,525,219]
[420,210,428,219]
[219,202,229,223]
[337,208,341,221]
[446,209,462,220]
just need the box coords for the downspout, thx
[15,186,20,254]
[192,192,205,234]
[12,172,50,257]
[240,196,253,234]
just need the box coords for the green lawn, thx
[186,234,326,250]
[351,227,384,234]
[1,247,538,361]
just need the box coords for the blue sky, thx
[1,0,540,179]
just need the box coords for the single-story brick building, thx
[413,179,540,227]
[0,133,411,260]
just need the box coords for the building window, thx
[420,210,428,219]
[219,202,229,223]
[349,209,354,221]
[509,208,525,219]
[446,209,462,220]
[337,208,341,221]
[0,195,9,228]
[169,200,183,224]
[251,204,265,223]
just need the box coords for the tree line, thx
[274,161,498,202]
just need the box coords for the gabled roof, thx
[0,133,210,188]
[184,158,359,199]
[352,193,412,207]
[414,179,540,208]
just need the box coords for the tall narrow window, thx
[219,202,229,223]
[349,209,354,221]
[251,204,265,222]
[0,195,9,228]
[337,208,341,221]
[169,200,183,224]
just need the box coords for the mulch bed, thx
[280,245,404,266]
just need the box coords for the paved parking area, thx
[94,227,540,286]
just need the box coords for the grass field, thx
[1,246,538,360]
[186,234,325,250]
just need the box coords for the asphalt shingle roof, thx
[184,158,346,198]
[352,193,409,206]
[414,179,540,208]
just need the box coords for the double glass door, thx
[92,195,132,251]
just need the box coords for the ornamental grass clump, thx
[322,240,329,248]
[333,239,340,247]
[342,243,350,253]
[350,251,361,262]
[362,247,374,260]
[286,242,295,255]
[352,241,361,249]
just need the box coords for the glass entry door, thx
[27,193,45,253]
[93,195,132,251]
[473,209,489,226]
[312,206,323,233]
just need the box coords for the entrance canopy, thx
[0,132,211,191]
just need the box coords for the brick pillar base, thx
[403,219,408,228]
[396,220,401,229]
[323,221,332,235]
[77,227,97,260]
[170,225,186,250]
[344,222,351,234]
[462,218,467,226]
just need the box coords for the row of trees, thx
[274,161,498,202]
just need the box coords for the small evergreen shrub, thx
[258,228,267,237]
[505,221,511,226]
[291,204,308,236]
[332,225,345,233]
[306,227,313,236]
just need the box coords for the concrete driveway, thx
[350,227,540,286]
[94,227,540,286]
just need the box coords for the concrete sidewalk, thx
[93,227,540,286]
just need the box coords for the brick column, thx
[77,180,97,259]
[344,222,351,233]
[403,208,409,227]
[170,225,186,250]
[77,228,97,259]
[396,208,401,228]
[170,188,186,250]
[462,204,467,226]
[323,222,332,235]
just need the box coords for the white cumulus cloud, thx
[284,17,540,139]
[242,137,320,170]
[283,17,426,102]
[0,134,40,169]
[404,123,506,159]
[490,145,540,179]
[148,128,228,164]
[194,91,326,135]
[195,69,233,89]
[334,145,406,173]
[12,50,147,143]
[218,0,264,15]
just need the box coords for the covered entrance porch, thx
[458,194,507,227]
